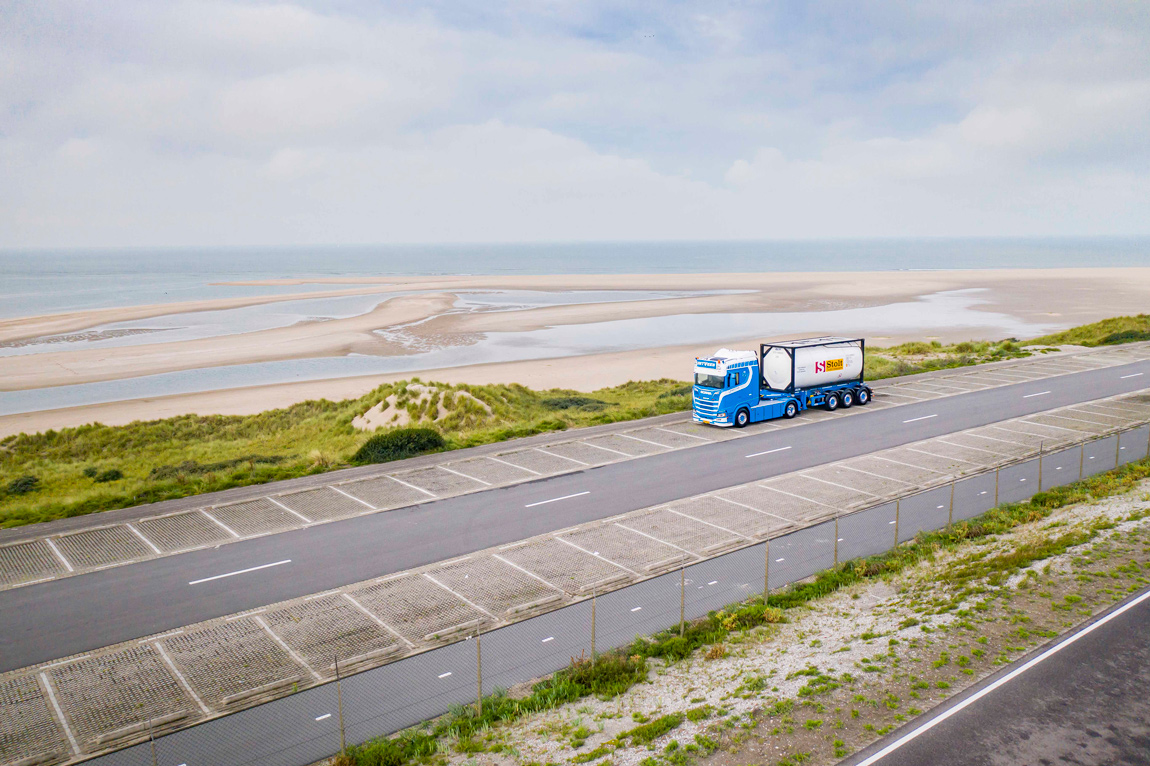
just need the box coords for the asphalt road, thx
[844,585,1150,766]
[2,360,1148,673]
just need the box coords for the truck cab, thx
[691,349,761,427]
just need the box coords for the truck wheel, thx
[825,393,839,411]
[841,390,854,408]
[857,387,871,405]
[735,408,750,428]
[784,401,798,419]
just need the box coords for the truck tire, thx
[857,387,871,405]
[784,401,798,419]
[840,390,854,408]
[825,393,839,411]
[735,408,750,428]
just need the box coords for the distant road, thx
[0,359,1148,672]
[843,585,1150,766]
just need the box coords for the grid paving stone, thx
[275,487,368,522]
[497,538,631,595]
[585,434,667,457]
[339,476,431,509]
[628,427,713,449]
[844,455,943,486]
[666,495,794,538]
[1062,407,1133,427]
[392,466,487,496]
[762,474,875,509]
[941,432,1036,459]
[0,674,66,764]
[803,464,910,498]
[263,595,399,675]
[558,523,692,574]
[446,457,538,486]
[347,574,483,645]
[136,511,232,552]
[493,448,585,475]
[1026,413,1109,435]
[720,484,830,521]
[162,618,308,708]
[618,508,743,555]
[882,447,975,474]
[208,498,300,537]
[51,644,193,748]
[0,539,67,587]
[540,441,621,466]
[1077,401,1150,422]
[985,423,1067,446]
[914,438,1006,465]
[429,556,562,616]
[54,526,151,569]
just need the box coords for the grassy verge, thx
[334,455,1150,766]
[1,314,1145,528]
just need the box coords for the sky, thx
[2,1,1148,247]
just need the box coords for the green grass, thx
[2,314,1146,528]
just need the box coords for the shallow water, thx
[0,290,1057,416]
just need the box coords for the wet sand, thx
[2,267,1148,437]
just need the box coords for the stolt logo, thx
[815,359,844,374]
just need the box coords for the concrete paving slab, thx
[262,595,400,677]
[764,473,876,508]
[446,457,538,486]
[0,673,67,765]
[883,447,975,475]
[428,556,562,617]
[585,433,667,457]
[207,499,300,537]
[629,426,714,449]
[492,448,583,475]
[618,508,744,555]
[941,432,1035,459]
[1027,412,1110,434]
[0,539,68,587]
[847,455,944,486]
[394,466,487,496]
[915,438,1009,465]
[497,538,630,595]
[135,511,232,552]
[54,527,151,570]
[337,476,430,509]
[274,487,368,522]
[721,484,829,521]
[347,575,483,646]
[539,441,618,466]
[558,523,691,574]
[803,464,911,498]
[668,495,793,539]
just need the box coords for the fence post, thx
[475,628,483,716]
[834,516,839,566]
[148,719,157,766]
[948,483,955,526]
[1146,420,1150,458]
[1038,440,1044,491]
[1080,443,1085,479]
[679,566,686,637]
[591,586,597,665]
[894,498,900,546]
[335,654,346,755]
[763,539,770,606]
[994,467,1000,506]
[1116,430,1122,466]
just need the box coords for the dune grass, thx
[1,315,1144,529]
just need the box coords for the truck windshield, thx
[694,372,725,389]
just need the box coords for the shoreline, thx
[1,267,1148,436]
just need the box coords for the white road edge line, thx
[902,414,938,424]
[188,559,291,585]
[854,586,1150,766]
[525,491,590,508]
[745,445,792,458]
[1022,390,1052,398]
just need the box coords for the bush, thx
[82,467,99,478]
[94,469,124,483]
[6,476,41,495]
[541,396,609,411]
[351,427,446,465]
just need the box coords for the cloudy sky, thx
[2,1,1148,247]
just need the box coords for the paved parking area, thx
[3,343,1148,593]
[5,389,1148,765]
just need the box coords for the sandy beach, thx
[2,267,1148,437]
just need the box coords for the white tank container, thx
[762,339,863,391]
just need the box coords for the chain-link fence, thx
[33,421,1150,766]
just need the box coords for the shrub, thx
[6,476,41,495]
[82,467,99,478]
[541,396,609,411]
[351,428,446,465]
[94,469,124,483]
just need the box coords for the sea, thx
[1,237,1146,319]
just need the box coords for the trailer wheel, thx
[857,387,871,405]
[840,390,854,408]
[784,401,798,419]
[735,408,750,428]
[825,393,839,411]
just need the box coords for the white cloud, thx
[1,0,1148,246]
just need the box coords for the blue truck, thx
[692,337,872,427]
